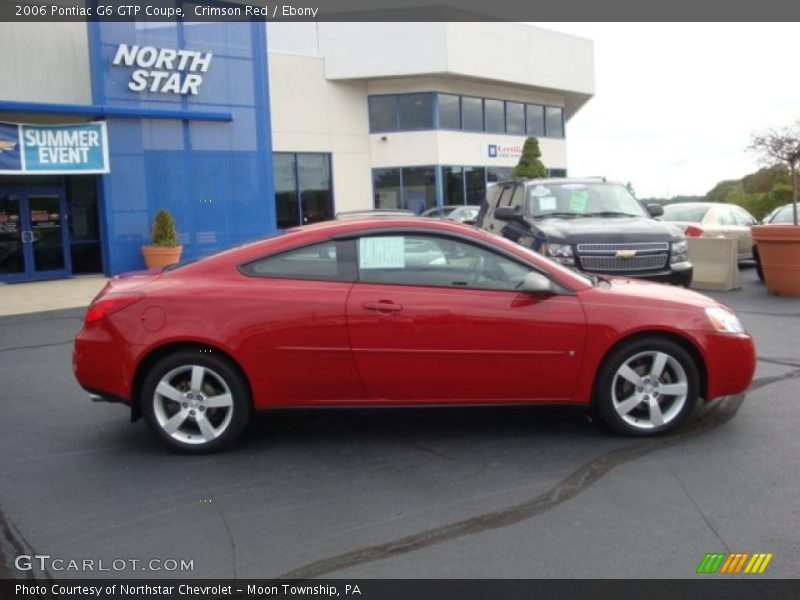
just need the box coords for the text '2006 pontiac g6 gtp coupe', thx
[73,218,755,453]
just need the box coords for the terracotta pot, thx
[141,245,183,269]
[751,224,800,296]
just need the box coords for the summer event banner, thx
[0,122,110,175]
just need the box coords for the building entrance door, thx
[0,186,71,282]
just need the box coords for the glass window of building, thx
[442,166,465,205]
[464,166,487,204]
[484,99,505,133]
[487,167,514,183]
[505,102,525,135]
[297,154,333,225]
[547,168,567,178]
[462,97,484,131]
[545,106,564,138]
[397,93,434,130]
[274,153,333,228]
[368,96,397,132]
[373,168,402,209]
[274,153,299,229]
[402,167,436,214]
[526,104,545,137]
[438,94,461,130]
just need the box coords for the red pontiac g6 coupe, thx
[73,218,756,453]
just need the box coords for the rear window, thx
[662,204,709,223]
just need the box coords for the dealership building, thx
[0,20,594,282]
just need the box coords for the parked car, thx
[74,217,755,452]
[661,202,757,261]
[476,178,693,286]
[336,209,415,219]
[753,203,797,280]
[421,205,480,223]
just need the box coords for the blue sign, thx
[0,123,21,172]
[0,122,109,174]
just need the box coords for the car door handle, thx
[362,301,403,313]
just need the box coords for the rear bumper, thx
[73,323,136,403]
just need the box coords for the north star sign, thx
[112,44,213,95]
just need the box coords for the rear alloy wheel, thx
[141,351,251,453]
[596,338,699,436]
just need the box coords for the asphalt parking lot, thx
[1,264,799,580]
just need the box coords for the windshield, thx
[524,183,647,219]
[662,204,710,223]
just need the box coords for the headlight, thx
[670,240,689,264]
[546,243,575,266]
[705,306,745,334]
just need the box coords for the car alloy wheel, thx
[611,351,688,430]
[153,365,234,445]
[595,337,699,436]
[141,350,250,453]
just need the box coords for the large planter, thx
[141,245,183,269]
[751,225,800,296]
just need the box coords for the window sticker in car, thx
[538,196,557,212]
[359,237,405,269]
[531,185,551,197]
[568,189,589,213]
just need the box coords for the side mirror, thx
[647,204,664,217]
[494,206,528,225]
[521,272,558,294]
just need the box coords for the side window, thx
[241,241,352,281]
[357,234,530,291]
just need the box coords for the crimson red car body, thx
[73,218,755,449]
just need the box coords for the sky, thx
[537,23,800,198]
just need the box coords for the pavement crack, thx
[213,498,238,578]
[668,464,730,552]
[0,340,72,353]
[749,367,800,392]
[757,356,800,369]
[0,505,51,582]
[280,394,746,579]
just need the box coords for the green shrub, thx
[513,137,547,179]
[151,209,179,247]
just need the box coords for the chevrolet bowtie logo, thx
[615,249,637,259]
[0,140,16,153]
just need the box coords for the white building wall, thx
[268,51,373,212]
[0,23,91,105]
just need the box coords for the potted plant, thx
[749,121,800,296]
[141,209,183,269]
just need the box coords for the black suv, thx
[476,178,693,286]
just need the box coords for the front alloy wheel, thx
[142,351,250,452]
[596,338,699,436]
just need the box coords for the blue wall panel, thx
[87,20,275,274]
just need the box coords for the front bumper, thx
[702,331,756,400]
[581,261,693,287]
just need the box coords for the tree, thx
[513,137,547,179]
[749,121,800,225]
[151,209,179,247]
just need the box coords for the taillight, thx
[685,225,704,237]
[85,293,144,324]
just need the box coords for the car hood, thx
[601,276,720,309]
[535,216,684,244]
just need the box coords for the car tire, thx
[141,350,251,453]
[595,337,699,437]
